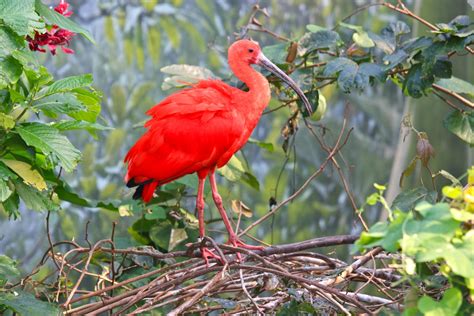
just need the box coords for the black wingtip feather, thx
[133,185,144,200]
[127,178,153,188]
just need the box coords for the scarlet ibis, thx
[125,40,311,262]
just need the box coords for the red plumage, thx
[124,40,310,262]
[124,80,248,202]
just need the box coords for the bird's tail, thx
[127,178,158,203]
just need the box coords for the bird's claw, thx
[228,236,264,261]
[201,246,225,266]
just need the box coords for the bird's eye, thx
[248,48,254,53]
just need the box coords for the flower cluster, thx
[27,0,75,55]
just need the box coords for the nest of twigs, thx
[20,234,407,315]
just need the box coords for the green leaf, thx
[0,26,23,57]
[431,57,452,78]
[0,112,15,129]
[46,74,93,95]
[218,155,245,182]
[33,93,85,118]
[353,31,375,48]
[0,159,47,191]
[11,50,39,69]
[361,211,407,252]
[297,89,318,117]
[149,221,172,250]
[418,288,462,316]
[444,230,474,278]
[144,206,168,220]
[383,49,409,70]
[0,55,22,87]
[366,192,379,205]
[323,57,370,93]
[159,16,181,49]
[242,171,260,191]
[306,24,326,33]
[0,179,12,202]
[0,255,20,283]
[403,63,433,98]
[1,191,19,217]
[68,87,102,123]
[369,33,395,54]
[16,123,81,172]
[14,179,58,212]
[35,0,94,43]
[0,161,17,180]
[111,83,126,121]
[298,30,341,54]
[339,22,374,48]
[52,120,111,139]
[442,186,463,199]
[401,203,459,263]
[248,138,274,152]
[0,290,60,316]
[54,181,91,207]
[312,93,327,121]
[0,0,43,36]
[359,63,386,81]
[443,110,474,144]
[392,187,437,212]
[450,207,474,222]
[262,43,289,65]
[147,26,161,65]
[436,76,474,98]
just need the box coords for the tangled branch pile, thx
[22,235,405,315]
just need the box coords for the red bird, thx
[125,40,311,262]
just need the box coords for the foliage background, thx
[0,0,472,277]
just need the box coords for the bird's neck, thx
[230,60,271,122]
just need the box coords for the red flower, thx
[27,0,76,55]
[54,0,73,17]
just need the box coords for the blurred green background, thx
[1,0,472,271]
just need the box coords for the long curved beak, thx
[257,53,313,115]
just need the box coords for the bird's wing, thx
[125,80,245,184]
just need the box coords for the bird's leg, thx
[196,176,224,265]
[209,172,264,255]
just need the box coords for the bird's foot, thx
[228,236,265,250]
[227,236,264,261]
[201,246,225,266]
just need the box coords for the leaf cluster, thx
[0,2,104,216]
[261,16,474,144]
[356,167,474,315]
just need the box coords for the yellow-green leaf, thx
[140,0,158,11]
[124,37,134,65]
[353,31,375,48]
[442,186,463,200]
[111,84,127,121]
[147,27,161,65]
[0,113,15,130]
[160,17,181,49]
[0,159,47,191]
[104,16,115,43]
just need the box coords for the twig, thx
[165,265,228,316]
[45,211,60,270]
[239,115,352,237]
[432,83,474,109]
[239,269,264,314]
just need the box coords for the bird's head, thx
[229,39,313,115]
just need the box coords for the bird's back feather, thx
[124,80,247,192]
